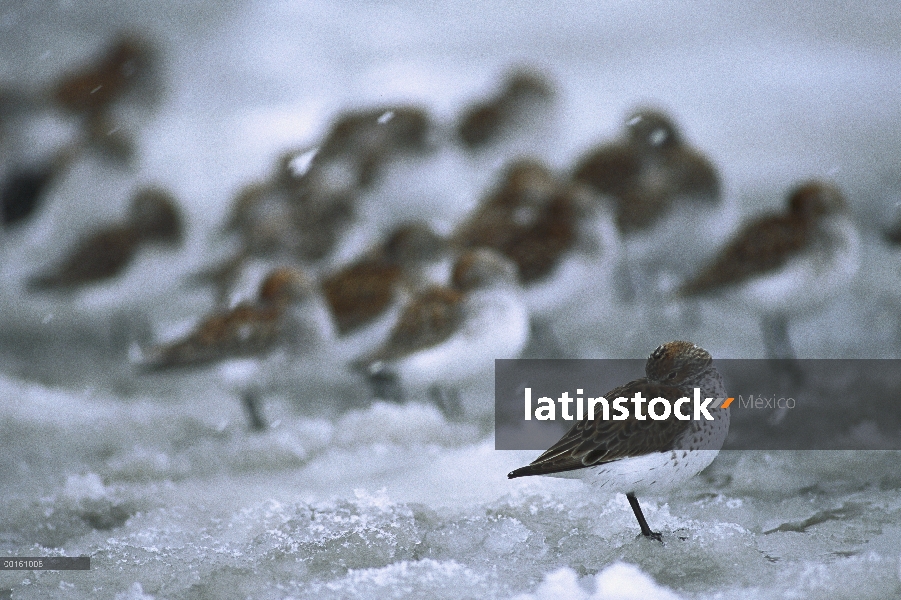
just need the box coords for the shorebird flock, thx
[0,33,873,541]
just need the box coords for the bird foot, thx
[642,531,664,543]
[242,391,267,432]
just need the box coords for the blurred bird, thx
[193,148,357,305]
[322,221,449,344]
[509,341,729,541]
[52,34,159,118]
[456,69,554,150]
[140,267,334,430]
[0,33,157,165]
[572,109,726,300]
[677,181,859,359]
[314,105,433,189]
[27,187,184,292]
[453,158,619,312]
[50,33,160,166]
[222,148,354,252]
[2,35,158,228]
[573,108,720,233]
[196,106,434,302]
[352,248,529,416]
[142,267,331,369]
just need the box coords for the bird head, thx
[626,109,681,150]
[257,267,316,306]
[645,341,713,385]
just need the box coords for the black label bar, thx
[0,557,90,570]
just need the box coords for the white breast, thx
[393,287,529,388]
[731,214,860,316]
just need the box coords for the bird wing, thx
[452,203,520,251]
[322,260,402,335]
[572,142,642,198]
[665,146,721,201]
[508,379,693,478]
[28,228,139,291]
[360,286,465,364]
[141,305,280,370]
[502,193,576,283]
[458,102,504,148]
[678,214,806,296]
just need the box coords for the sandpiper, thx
[677,181,860,359]
[509,341,728,541]
[140,267,334,430]
[572,109,725,299]
[321,221,449,344]
[353,248,529,416]
[27,187,184,291]
[452,159,618,357]
[193,148,357,305]
[226,147,357,259]
[51,34,158,118]
[315,105,433,189]
[456,69,554,150]
[453,159,618,310]
[141,267,331,368]
[573,109,720,233]
[51,33,160,166]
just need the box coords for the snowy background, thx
[2,1,901,598]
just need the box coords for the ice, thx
[511,562,683,600]
[3,0,901,599]
[114,583,155,600]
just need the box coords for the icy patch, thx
[512,567,588,600]
[311,559,493,600]
[114,582,155,600]
[3,1,901,598]
[334,401,480,447]
[63,473,109,502]
[511,563,682,600]
[593,563,682,600]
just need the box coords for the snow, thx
[2,0,901,598]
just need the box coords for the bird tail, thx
[507,461,586,479]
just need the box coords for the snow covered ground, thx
[2,1,901,598]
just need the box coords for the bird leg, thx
[760,313,795,360]
[241,390,267,432]
[369,370,404,402]
[521,317,568,359]
[760,313,806,386]
[428,384,462,420]
[613,260,639,304]
[626,492,662,542]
